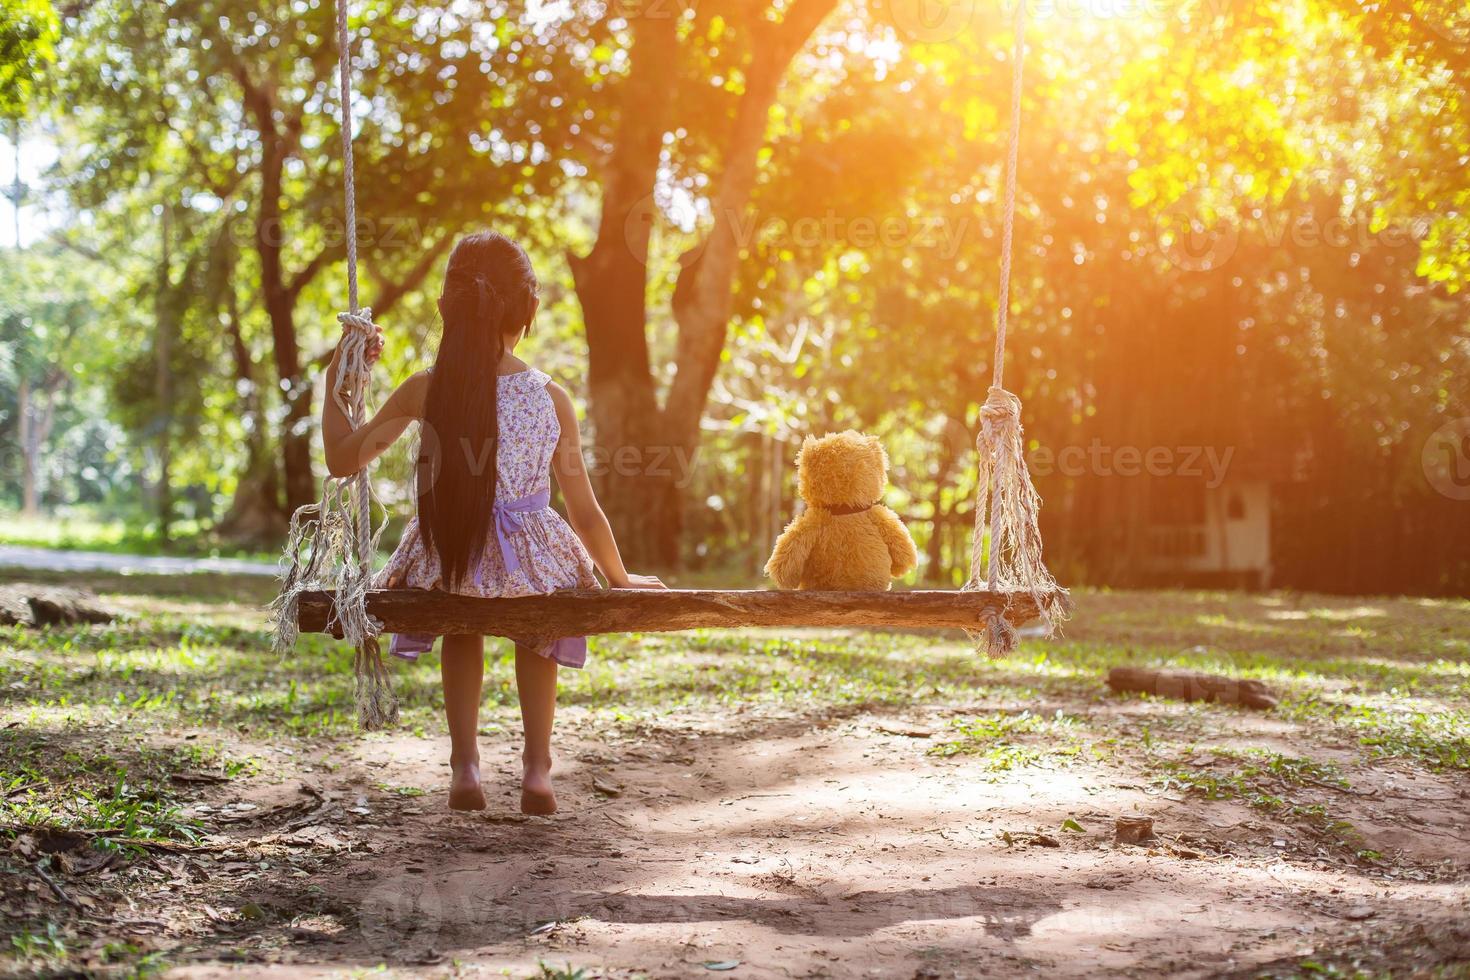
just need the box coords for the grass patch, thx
[1278,698,1470,771]
[0,512,275,562]
[929,709,1085,769]
[1154,748,1349,804]
[1152,748,1361,848]
[0,732,204,842]
[9,923,67,962]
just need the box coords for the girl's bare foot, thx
[520,755,556,815]
[448,758,486,811]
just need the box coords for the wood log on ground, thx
[296,588,1042,642]
[1106,666,1278,710]
[0,585,115,628]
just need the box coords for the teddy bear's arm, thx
[874,506,919,578]
[764,511,819,590]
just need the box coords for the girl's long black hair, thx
[418,231,539,590]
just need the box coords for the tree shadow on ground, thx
[221,869,1063,964]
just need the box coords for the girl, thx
[321,230,664,815]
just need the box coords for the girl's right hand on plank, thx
[614,573,666,589]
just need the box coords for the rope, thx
[963,1,1071,657]
[336,0,360,314]
[991,0,1024,395]
[986,0,1026,594]
[334,0,375,637]
[270,0,397,729]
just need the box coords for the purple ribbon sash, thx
[477,487,551,585]
[387,488,587,668]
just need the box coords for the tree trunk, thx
[227,55,316,522]
[17,372,61,518]
[17,378,38,517]
[570,1,837,567]
[256,133,315,518]
[665,0,839,455]
[568,12,680,566]
[926,430,957,583]
[216,279,287,545]
[155,205,175,545]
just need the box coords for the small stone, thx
[1114,815,1155,845]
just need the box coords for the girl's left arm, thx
[547,382,665,590]
[321,328,429,478]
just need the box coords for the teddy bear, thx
[764,430,918,591]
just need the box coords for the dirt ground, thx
[3,575,1469,978]
[168,722,1470,979]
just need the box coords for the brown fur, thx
[765,431,918,591]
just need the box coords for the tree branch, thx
[286,245,341,303]
[371,235,455,319]
[663,0,840,448]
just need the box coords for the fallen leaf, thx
[286,826,349,851]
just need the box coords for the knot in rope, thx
[330,307,378,421]
[964,381,1068,660]
[979,386,1022,452]
[337,307,376,333]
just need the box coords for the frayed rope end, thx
[354,637,400,731]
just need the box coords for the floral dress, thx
[373,368,598,666]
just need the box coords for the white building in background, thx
[1139,476,1274,589]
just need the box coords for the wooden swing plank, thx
[295,588,1041,639]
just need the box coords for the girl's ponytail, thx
[419,232,539,590]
